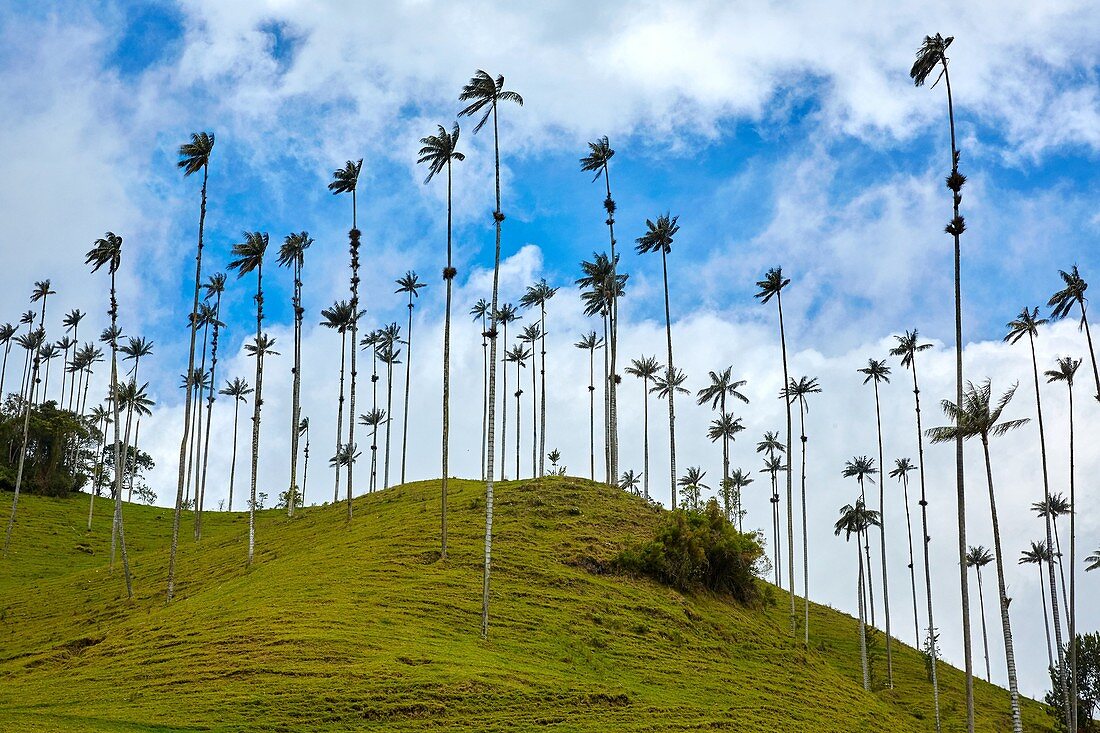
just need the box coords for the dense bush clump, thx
[0,399,90,497]
[617,498,763,603]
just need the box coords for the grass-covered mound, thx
[0,477,1052,731]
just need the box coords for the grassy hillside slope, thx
[0,478,1052,732]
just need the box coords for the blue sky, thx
[3,0,1100,700]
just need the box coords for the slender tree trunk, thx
[481,314,487,482]
[370,342,379,492]
[190,317,211,513]
[775,289,795,635]
[346,200,360,520]
[441,162,453,558]
[400,295,414,485]
[857,536,870,691]
[538,304,547,478]
[772,475,781,588]
[1038,564,1054,669]
[247,264,264,566]
[858,476,875,627]
[302,426,310,505]
[975,566,991,682]
[660,249,677,508]
[980,437,1023,733]
[798,396,810,647]
[0,344,9,402]
[641,377,650,500]
[228,398,240,511]
[1067,377,1077,733]
[602,311,610,485]
[288,261,302,517]
[384,357,394,489]
[59,344,69,405]
[333,332,346,503]
[67,324,80,411]
[901,474,921,647]
[910,354,941,732]
[88,413,107,530]
[603,166,619,485]
[114,366,139,569]
[872,379,893,685]
[1078,302,1100,402]
[515,359,521,478]
[168,163,208,602]
[589,348,595,481]
[501,320,508,482]
[197,301,221,536]
[128,420,143,502]
[107,275,133,598]
[530,341,536,479]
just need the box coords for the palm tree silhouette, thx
[0,322,16,401]
[783,374,821,647]
[299,417,310,503]
[494,303,521,481]
[911,35,971,729]
[1047,266,1099,403]
[120,337,154,506]
[575,331,604,481]
[1019,541,1056,669]
[359,407,387,495]
[1046,355,1082,718]
[169,131,214,603]
[637,214,681,506]
[62,309,85,410]
[520,279,558,478]
[891,329,941,729]
[37,342,58,398]
[928,380,1028,733]
[54,336,74,405]
[329,157,364,518]
[843,456,879,628]
[651,366,689,508]
[470,298,491,481]
[757,431,786,587]
[187,303,215,522]
[505,343,530,478]
[196,274,226,529]
[395,270,427,485]
[118,380,154,502]
[359,328,383,493]
[578,251,625,483]
[520,323,541,477]
[677,466,709,511]
[459,69,523,639]
[87,403,111,530]
[619,470,640,495]
[697,366,750,513]
[219,377,252,512]
[858,357,894,683]
[835,498,880,692]
[706,413,744,521]
[625,356,661,501]
[376,323,402,490]
[278,232,311,517]
[228,231,271,566]
[966,545,995,682]
[889,457,921,647]
[418,122,464,556]
[321,300,354,503]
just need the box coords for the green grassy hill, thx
[0,478,1052,732]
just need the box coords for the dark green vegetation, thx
[0,478,1052,732]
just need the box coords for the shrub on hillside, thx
[616,498,763,604]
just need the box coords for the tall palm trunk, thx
[871,378,894,684]
[197,300,222,536]
[771,475,782,588]
[774,287,795,635]
[659,248,678,508]
[530,342,537,478]
[247,261,265,567]
[1037,561,1054,669]
[858,476,875,627]
[400,292,414,485]
[0,341,11,403]
[1066,374,1078,733]
[538,303,547,477]
[500,318,509,482]
[67,323,80,411]
[87,412,108,530]
[301,423,310,504]
[909,351,941,731]
[857,535,870,691]
[797,396,810,647]
[369,341,379,492]
[228,396,241,511]
[980,437,1023,733]
[441,162,454,557]
[288,260,302,516]
[514,358,522,478]
[1078,301,1100,401]
[900,473,921,647]
[106,273,133,598]
[974,565,991,682]
[480,312,488,482]
[602,311,610,485]
[128,419,144,501]
[721,394,730,517]
[114,372,140,569]
[169,161,209,602]
[333,331,347,503]
[588,346,596,480]
[641,375,650,500]
[384,355,394,490]
[346,204,360,521]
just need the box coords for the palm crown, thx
[782,375,821,404]
[278,232,312,269]
[579,136,614,182]
[757,430,785,456]
[835,499,881,540]
[417,123,465,184]
[520,279,558,310]
[395,271,427,299]
[1019,541,1052,566]
[909,34,953,88]
[203,273,227,300]
[890,329,932,368]
[625,355,661,381]
[927,380,1029,444]
[842,456,878,484]
[708,412,745,443]
[227,232,269,277]
[220,377,253,401]
[328,160,363,196]
[858,358,891,385]
[650,367,689,400]
[86,232,123,274]
[177,132,215,176]
[1045,356,1081,386]
[697,366,750,409]
[635,213,679,255]
[889,457,915,481]
[965,545,994,569]
[1047,265,1088,322]
[458,70,524,133]
[320,300,354,333]
[63,309,85,332]
[754,267,790,304]
[1004,306,1047,344]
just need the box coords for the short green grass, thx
[0,478,1053,732]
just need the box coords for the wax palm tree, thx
[637,214,681,506]
[0,322,16,400]
[578,252,625,483]
[62,309,85,410]
[911,35,972,729]
[758,431,786,587]
[1047,266,1099,402]
[707,413,744,520]
[86,403,111,530]
[1019,541,1056,669]
[782,375,821,646]
[278,232,311,517]
[966,545,995,682]
[858,358,894,683]
[1086,549,1099,571]
[494,303,521,481]
[928,380,1028,733]
[651,365,689,507]
[37,343,58,399]
[1046,354,1082,723]
[321,300,354,503]
[185,304,215,508]
[359,408,387,493]
[843,456,879,627]
[756,266,796,635]
[619,470,641,495]
[677,466,709,511]
[418,122,464,555]
[520,323,541,476]
[470,298,491,481]
[726,469,753,533]
[891,330,941,731]
[74,344,104,418]
[2,324,45,556]
[228,231,270,565]
[55,336,74,406]
[15,311,35,404]
[394,270,426,485]
[520,279,558,477]
[360,329,382,492]
[697,366,750,509]
[329,158,364,516]
[119,380,154,502]
[299,417,310,504]
[219,377,252,512]
[120,337,154,506]
[580,136,622,483]
[377,323,402,490]
[169,131,214,603]
[505,343,530,478]
[459,69,523,638]
[625,355,661,500]
[575,331,603,481]
[889,458,922,647]
[196,275,225,533]
[836,499,881,692]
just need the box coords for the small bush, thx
[616,498,763,604]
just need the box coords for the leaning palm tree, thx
[505,343,530,478]
[858,357,894,683]
[727,468,753,533]
[1048,266,1099,402]
[1046,355,1082,725]
[636,214,681,506]
[470,298,491,481]
[697,366,750,507]
[196,275,226,535]
[966,545,995,683]
[835,498,881,692]
[575,331,604,481]
[219,377,252,511]
[168,131,215,602]
[0,322,16,400]
[227,231,270,566]
[782,375,821,647]
[706,413,745,520]
[889,457,922,647]
[459,69,523,638]
[625,355,661,500]
[395,270,426,486]
[520,279,558,477]
[843,456,879,627]
[329,157,364,518]
[376,323,402,490]
[928,380,1028,733]
[520,323,541,476]
[580,136,622,483]
[494,303,521,481]
[1019,541,1056,669]
[418,122,464,556]
[320,300,354,504]
[756,266,796,635]
[911,35,972,729]
[2,324,45,556]
[62,309,86,410]
[80,232,133,598]
[891,330,941,730]
[278,232,312,517]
